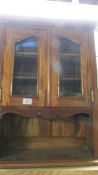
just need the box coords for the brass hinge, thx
[0,88,2,101]
[91,90,94,103]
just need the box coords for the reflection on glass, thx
[12,37,38,96]
[59,38,81,97]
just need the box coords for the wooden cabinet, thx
[2,27,91,108]
[0,22,97,168]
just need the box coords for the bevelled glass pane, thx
[60,80,81,96]
[59,38,80,54]
[16,37,38,52]
[59,38,82,97]
[12,37,38,97]
[13,79,37,96]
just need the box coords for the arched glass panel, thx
[59,38,82,97]
[12,37,38,97]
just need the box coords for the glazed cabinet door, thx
[2,27,48,106]
[50,29,91,107]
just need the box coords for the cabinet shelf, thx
[60,92,81,97]
[14,75,37,80]
[0,137,93,161]
[60,77,81,81]
[14,73,37,80]
[16,52,38,57]
[60,53,80,57]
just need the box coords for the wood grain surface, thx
[0,168,98,175]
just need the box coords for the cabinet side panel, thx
[88,30,98,157]
[0,26,5,100]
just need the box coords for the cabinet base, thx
[0,160,98,169]
[0,137,96,168]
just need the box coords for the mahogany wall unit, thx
[0,19,98,168]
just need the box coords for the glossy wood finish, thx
[0,21,97,167]
[0,112,92,165]
[0,106,92,119]
[2,26,92,108]
[0,160,98,169]
[0,27,5,102]
[88,30,98,157]
[2,27,48,107]
[0,137,85,151]
[0,113,90,138]
[50,29,91,107]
